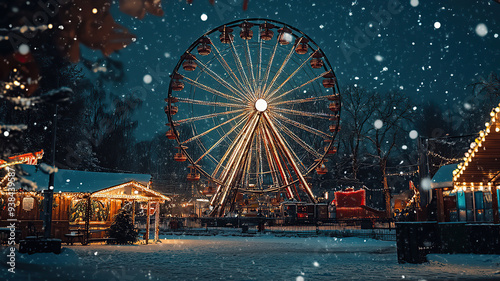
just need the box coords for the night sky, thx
[82,0,500,141]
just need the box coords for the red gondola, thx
[316,163,328,175]
[329,124,341,132]
[277,27,292,45]
[166,129,178,140]
[322,71,336,88]
[329,101,340,112]
[181,53,197,71]
[239,22,254,40]
[260,22,275,41]
[219,26,234,44]
[295,37,309,54]
[197,37,212,56]
[171,73,184,91]
[310,51,324,69]
[164,105,178,116]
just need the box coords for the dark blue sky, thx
[84,0,500,140]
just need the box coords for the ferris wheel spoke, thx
[257,127,265,188]
[272,122,308,174]
[211,113,256,178]
[193,115,247,164]
[259,39,280,95]
[211,43,250,97]
[262,112,316,203]
[177,97,247,109]
[273,113,331,139]
[266,51,316,100]
[181,112,247,145]
[257,37,263,93]
[268,71,327,103]
[183,76,244,103]
[273,118,322,159]
[245,40,257,95]
[193,58,248,101]
[264,143,283,193]
[209,114,254,207]
[272,107,333,119]
[229,39,256,97]
[262,37,303,97]
[175,108,245,125]
[272,95,331,106]
[260,122,294,199]
[214,114,260,214]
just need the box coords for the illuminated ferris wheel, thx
[165,19,341,216]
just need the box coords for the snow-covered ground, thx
[1,235,500,281]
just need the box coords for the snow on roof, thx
[21,164,151,193]
[431,164,459,189]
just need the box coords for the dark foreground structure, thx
[396,222,500,263]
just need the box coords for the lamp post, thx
[42,88,71,238]
[43,104,57,238]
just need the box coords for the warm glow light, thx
[92,8,98,14]
[91,181,170,202]
[255,99,268,112]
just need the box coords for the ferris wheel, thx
[165,19,341,217]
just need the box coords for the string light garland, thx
[386,170,419,177]
[91,180,170,202]
[0,24,53,39]
[428,151,462,163]
[452,103,500,192]
[0,150,44,169]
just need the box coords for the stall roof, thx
[431,164,458,189]
[92,181,170,202]
[20,165,151,193]
[453,103,500,187]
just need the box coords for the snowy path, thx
[1,236,500,280]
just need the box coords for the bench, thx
[64,232,84,245]
[87,237,117,244]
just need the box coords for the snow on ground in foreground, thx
[1,236,500,281]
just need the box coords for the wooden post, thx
[154,201,160,242]
[491,185,499,224]
[132,200,136,226]
[383,176,391,218]
[84,195,91,245]
[145,200,150,244]
[436,188,445,222]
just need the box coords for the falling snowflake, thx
[143,74,152,84]
[409,130,418,139]
[475,23,488,37]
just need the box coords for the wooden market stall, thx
[431,164,458,222]
[0,165,169,243]
[88,180,169,243]
[451,103,500,224]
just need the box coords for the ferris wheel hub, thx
[255,99,268,112]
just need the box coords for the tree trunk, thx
[381,164,391,218]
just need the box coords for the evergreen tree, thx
[108,209,138,245]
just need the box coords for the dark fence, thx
[396,222,500,264]
[135,217,396,241]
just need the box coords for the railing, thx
[134,217,396,241]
